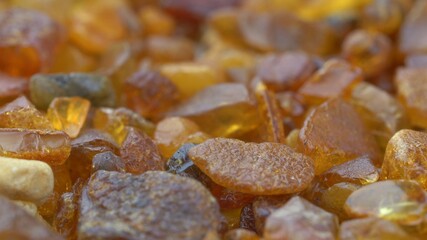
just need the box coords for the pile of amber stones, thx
[1,0,427,239]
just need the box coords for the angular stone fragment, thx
[92,151,125,173]
[264,196,339,240]
[298,98,382,174]
[382,130,427,189]
[350,82,407,149]
[0,195,63,240]
[0,128,71,165]
[255,51,316,91]
[298,60,363,105]
[124,69,179,120]
[240,203,256,231]
[399,0,427,54]
[47,97,91,138]
[0,96,53,130]
[93,107,155,145]
[166,143,200,178]
[78,171,221,240]
[396,68,427,128]
[344,180,427,225]
[30,73,116,109]
[188,138,314,195]
[0,8,64,77]
[160,63,225,98]
[169,83,259,137]
[120,127,164,174]
[340,217,415,240]
[155,117,209,158]
[252,196,291,234]
[0,156,53,203]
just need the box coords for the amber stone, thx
[169,83,259,137]
[255,51,316,91]
[189,138,314,195]
[344,180,427,225]
[254,84,286,143]
[30,73,116,109]
[382,130,427,189]
[264,196,339,240]
[340,217,415,240]
[120,127,164,174]
[68,129,120,182]
[49,44,96,73]
[92,151,125,173]
[69,0,139,54]
[399,0,427,54]
[0,96,53,130]
[161,0,241,20]
[342,29,392,78]
[78,171,221,240]
[224,228,259,240]
[93,107,155,145]
[138,6,175,36]
[0,8,64,77]
[47,97,91,138]
[124,69,179,120]
[0,195,63,240]
[350,82,407,149]
[319,156,380,187]
[396,68,427,129]
[276,92,306,130]
[362,0,405,35]
[0,73,28,105]
[0,128,70,166]
[298,59,363,105]
[298,98,382,174]
[252,196,291,234]
[155,117,209,158]
[144,36,195,64]
[160,62,225,99]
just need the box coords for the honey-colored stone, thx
[47,97,91,138]
[160,63,225,98]
[264,196,339,240]
[298,60,363,106]
[396,68,427,129]
[188,138,314,195]
[345,180,427,226]
[0,96,53,130]
[0,156,53,204]
[93,107,155,145]
[169,83,260,137]
[252,196,291,234]
[399,0,427,54]
[299,98,382,174]
[49,44,96,73]
[0,8,64,77]
[340,217,415,240]
[362,0,405,35]
[138,6,175,36]
[0,128,71,166]
[145,36,195,64]
[350,82,408,149]
[382,130,427,189]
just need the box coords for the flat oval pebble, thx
[188,138,315,195]
[78,170,221,240]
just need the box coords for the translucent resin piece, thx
[399,0,427,54]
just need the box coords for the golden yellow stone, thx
[47,97,91,138]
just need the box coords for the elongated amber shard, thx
[340,217,415,240]
[399,0,427,54]
[0,73,28,105]
[145,36,195,64]
[0,96,53,130]
[342,30,392,78]
[155,117,208,158]
[350,82,407,149]
[169,83,260,137]
[0,8,64,77]
[124,69,179,120]
[298,98,382,174]
[69,0,139,54]
[345,180,427,226]
[298,60,363,106]
[47,97,91,138]
[396,68,427,129]
[264,196,339,240]
[138,6,175,36]
[93,107,155,145]
[0,128,71,166]
[160,63,225,98]
[382,130,427,189]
